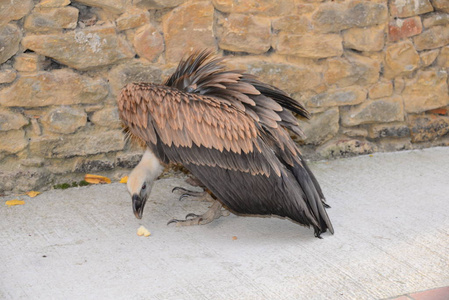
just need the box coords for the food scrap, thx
[232,236,238,240]
[6,199,25,206]
[137,225,151,237]
[120,176,128,184]
[84,174,111,184]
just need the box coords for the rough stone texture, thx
[14,53,49,72]
[308,87,367,108]
[384,40,420,79]
[0,69,109,107]
[388,17,422,42]
[312,1,388,33]
[41,106,87,134]
[436,46,449,67]
[421,49,440,67]
[0,69,17,84]
[71,0,131,13]
[36,0,71,8]
[369,80,394,99]
[226,57,321,94]
[272,15,312,34]
[422,12,449,28]
[431,0,449,13]
[318,138,376,158]
[0,130,27,154]
[413,25,449,51]
[90,106,122,129]
[300,108,339,145]
[0,109,29,131]
[212,0,294,16]
[162,1,216,63]
[116,7,150,30]
[22,26,135,70]
[402,70,449,113]
[134,0,186,9]
[29,129,125,158]
[324,54,380,87]
[408,115,449,142]
[0,0,34,27]
[389,0,433,18]
[216,14,271,54]
[0,24,22,65]
[73,156,115,173]
[108,61,163,95]
[133,24,164,62]
[343,24,385,52]
[340,96,404,126]
[369,122,411,139]
[275,33,343,58]
[24,6,79,32]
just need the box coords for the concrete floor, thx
[1,147,448,299]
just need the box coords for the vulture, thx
[118,50,334,237]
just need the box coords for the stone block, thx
[408,114,449,142]
[41,106,87,134]
[116,7,150,30]
[300,107,339,145]
[134,0,186,9]
[340,96,404,126]
[413,25,449,50]
[422,12,449,28]
[36,0,71,8]
[384,40,420,79]
[216,14,271,54]
[343,24,385,52]
[421,49,440,67]
[0,0,33,27]
[369,80,393,99]
[272,15,312,34]
[212,0,294,16]
[312,1,387,33]
[431,0,449,13]
[0,130,27,154]
[308,87,367,108]
[388,17,422,42]
[225,57,321,94]
[24,6,79,32]
[274,32,343,58]
[162,1,216,63]
[389,0,433,18]
[73,157,116,173]
[369,123,411,138]
[0,109,29,131]
[0,69,17,84]
[71,0,131,13]
[436,46,449,67]
[22,25,135,70]
[0,69,109,107]
[91,106,122,129]
[324,54,380,87]
[133,24,164,62]
[402,69,449,113]
[13,53,49,72]
[0,24,22,64]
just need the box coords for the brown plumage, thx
[118,50,333,237]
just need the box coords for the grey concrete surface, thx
[1,147,449,300]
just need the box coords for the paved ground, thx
[1,147,448,299]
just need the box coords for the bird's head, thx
[126,150,163,219]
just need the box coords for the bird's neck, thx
[138,149,164,181]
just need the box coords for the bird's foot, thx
[167,200,230,226]
[172,186,213,202]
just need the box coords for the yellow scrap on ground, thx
[26,191,40,197]
[137,225,151,237]
[120,176,128,183]
[84,174,111,184]
[5,200,25,206]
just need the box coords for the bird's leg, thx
[171,187,213,202]
[167,200,230,226]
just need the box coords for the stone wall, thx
[1,0,449,194]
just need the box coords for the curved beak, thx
[132,193,146,219]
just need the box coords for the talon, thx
[185,213,200,219]
[172,186,189,193]
[167,219,181,225]
[178,193,189,201]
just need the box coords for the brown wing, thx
[118,83,281,177]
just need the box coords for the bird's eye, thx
[142,183,146,190]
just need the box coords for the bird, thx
[118,50,334,237]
